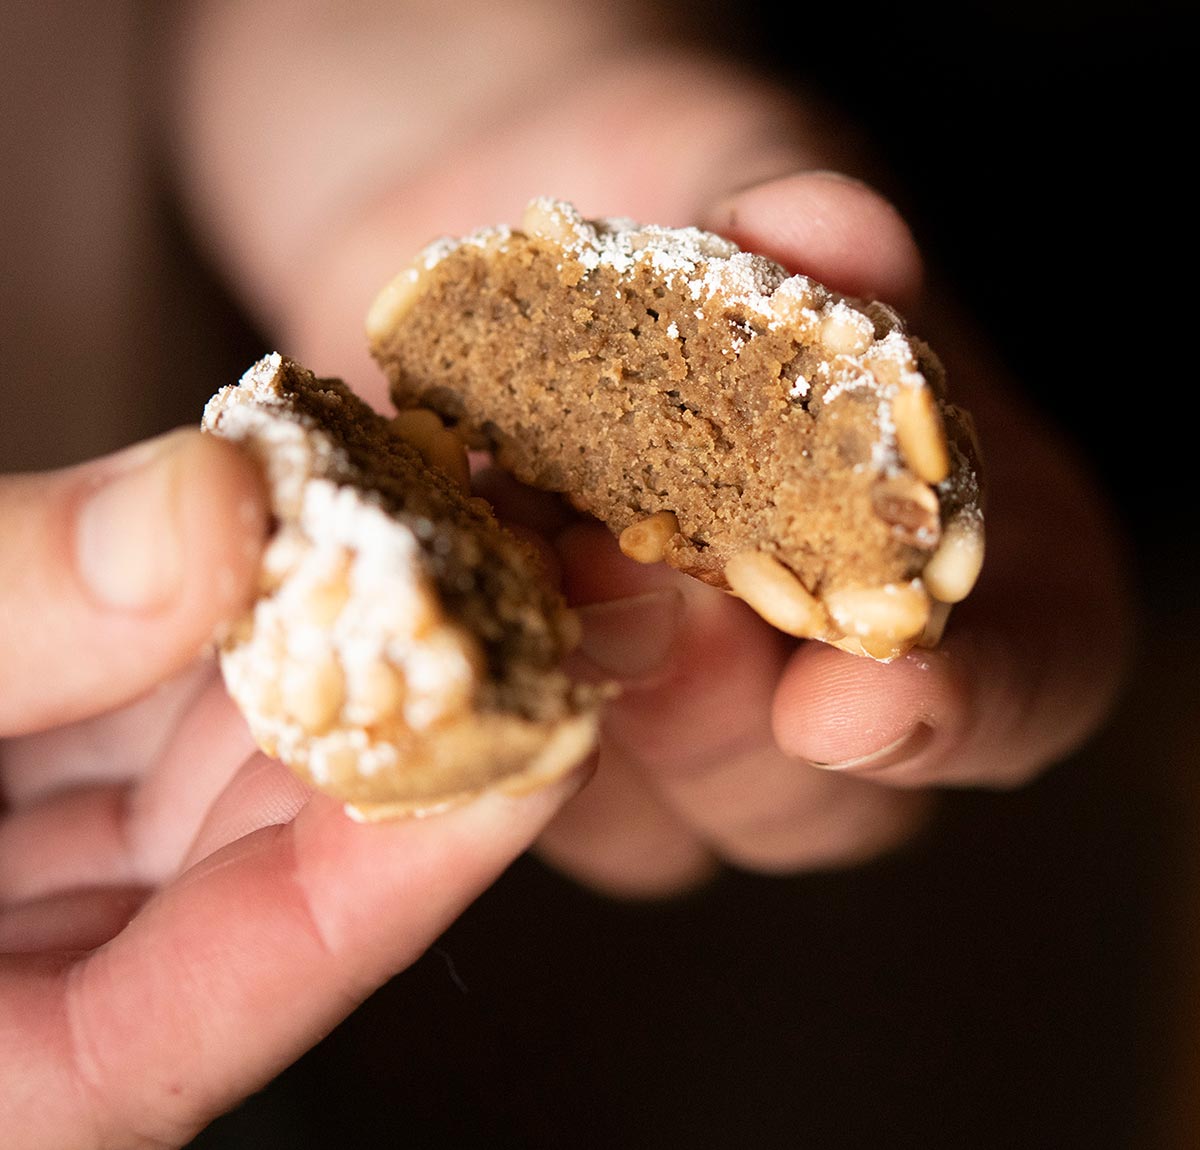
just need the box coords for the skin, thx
[0,1,1127,1143]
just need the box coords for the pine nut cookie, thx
[367,198,984,661]
[202,353,598,819]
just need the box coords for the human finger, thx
[474,472,890,881]
[706,178,1127,787]
[534,740,719,900]
[0,885,150,954]
[7,768,582,1149]
[0,679,256,901]
[0,659,215,808]
[0,429,268,737]
[773,351,1127,787]
[704,169,925,312]
[538,525,928,893]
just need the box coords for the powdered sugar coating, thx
[372,200,985,659]
[202,354,598,813]
[415,198,936,484]
[203,356,481,789]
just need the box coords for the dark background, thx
[185,8,1195,1149]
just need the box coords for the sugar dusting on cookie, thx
[368,198,986,662]
[413,198,935,481]
[202,353,598,812]
[204,357,481,787]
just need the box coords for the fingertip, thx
[0,430,269,734]
[285,763,589,970]
[175,431,270,623]
[72,428,268,624]
[705,170,925,311]
[775,620,1098,792]
[79,428,270,674]
[772,641,970,781]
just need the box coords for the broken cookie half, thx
[202,353,598,820]
[367,197,984,661]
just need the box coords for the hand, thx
[0,431,581,1147]
[173,9,1128,896]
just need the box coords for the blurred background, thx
[2,4,1192,1147]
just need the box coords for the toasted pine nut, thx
[619,511,680,564]
[312,745,359,789]
[521,198,577,243]
[301,550,352,626]
[893,383,950,485]
[425,429,472,494]
[725,550,826,639]
[390,408,445,450]
[282,654,345,735]
[391,410,471,493]
[916,600,953,649]
[352,659,406,725]
[819,309,873,356]
[871,474,941,546]
[922,517,985,603]
[365,265,422,343]
[824,581,931,643]
[250,670,282,716]
[261,531,307,591]
[768,277,822,324]
[864,300,905,338]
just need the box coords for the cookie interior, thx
[368,200,979,598]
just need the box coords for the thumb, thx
[0,429,268,735]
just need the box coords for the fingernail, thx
[810,721,934,773]
[801,168,873,190]
[709,167,868,223]
[75,431,189,611]
[575,589,685,679]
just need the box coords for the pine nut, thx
[618,511,680,564]
[893,383,950,484]
[365,265,422,343]
[261,531,307,591]
[351,658,406,725]
[871,474,941,547]
[300,551,352,626]
[725,550,826,639]
[819,309,873,355]
[828,634,907,662]
[390,408,445,450]
[391,410,471,493]
[282,653,345,735]
[521,198,578,243]
[425,429,472,494]
[916,599,953,648]
[824,581,931,642]
[922,517,985,603]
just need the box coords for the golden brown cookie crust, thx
[367,198,984,660]
[202,353,597,818]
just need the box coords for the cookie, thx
[202,353,598,819]
[366,198,984,660]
